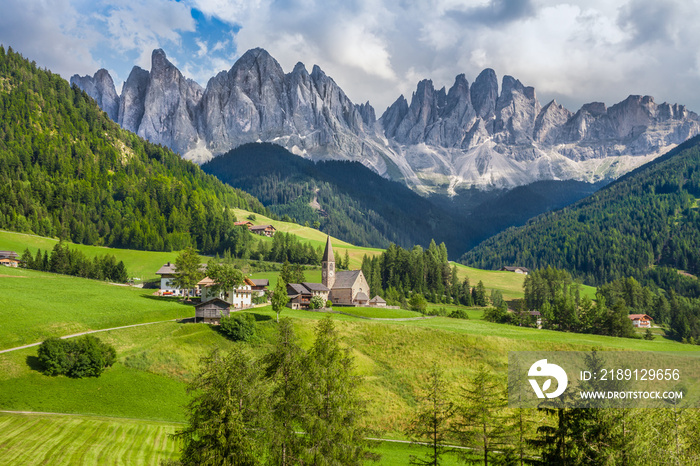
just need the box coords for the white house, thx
[199,276,256,309]
[156,262,182,296]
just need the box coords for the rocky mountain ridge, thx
[71,48,700,194]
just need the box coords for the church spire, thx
[322,235,335,262]
[322,235,335,289]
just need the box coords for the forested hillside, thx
[0,46,267,254]
[203,143,601,256]
[462,135,700,285]
[202,143,469,251]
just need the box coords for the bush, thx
[426,307,447,316]
[448,309,469,319]
[220,313,257,341]
[483,306,509,324]
[37,335,116,378]
[326,300,333,309]
[408,293,427,313]
[309,295,325,310]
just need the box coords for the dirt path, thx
[0,319,180,354]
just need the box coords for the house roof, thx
[287,283,308,295]
[501,266,530,272]
[250,279,269,287]
[369,295,386,304]
[0,251,18,259]
[195,298,230,309]
[302,282,330,292]
[322,235,335,262]
[354,291,369,302]
[197,276,216,286]
[628,314,653,321]
[156,262,178,275]
[249,224,276,231]
[333,270,361,289]
[234,221,253,226]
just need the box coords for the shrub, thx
[325,300,333,309]
[408,293,427,313]
[309,295,325,310]
[37,335,116,378]
[220,313,257,341]
[448,309,469,319]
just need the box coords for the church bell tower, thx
[322,235,335,289]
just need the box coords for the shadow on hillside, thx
[25,355,42,373]
[141,295,196,305]
[248,313,272,322]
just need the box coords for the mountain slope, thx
[202,142,601,256]
[72,48,700,194]
[461,135,700,285]
[0,46,266,254]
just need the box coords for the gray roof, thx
[322,235,335,262]
[195,298,230,309]
[249,224,275,231]
[0,251,18,259]
[302,282,330,292]
[333,270,362,289]
[250,279,269,287]
[156,262,178,275]
[369,295,386,303]
[287,283,307,295]
[354,291,369,302]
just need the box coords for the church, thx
[323,236,371,306]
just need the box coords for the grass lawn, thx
[0,267,192,350]
[0,412,182,466]
[0,229,208,284]
[327,307,425,319]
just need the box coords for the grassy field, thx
[0,267,192,350]
[0,229,198,284]
[0,412,182,466]
[233,208,383,269]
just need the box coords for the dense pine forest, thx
[0,46,268,254]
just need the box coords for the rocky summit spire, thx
[322,235,335,289]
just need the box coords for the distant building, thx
[287,282,330,309]
[155,261,206,296]
[628,314,652,328]
[234,220,254,227]
[249,278,269,297]
[194,298,231,324]
[199,277,257,309]
[249,225,277,237]
[369,295,387,307]
[500,266,530,275]
[156,262,181,296]
[322,236,371,306]
[0,250,19,267]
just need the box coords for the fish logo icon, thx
[528,359,568,398]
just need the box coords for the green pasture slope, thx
[0,267,192,350]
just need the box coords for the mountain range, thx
[71,48,700,194]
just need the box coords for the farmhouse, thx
[194,298,231,324]
[155,262,182,296]
[249,224,277,237]
[0,250,20,267]
[287,282,330,309]
[628,314,652,328]
[199,276,257,309]
[250,279,269,297]
[234,220,254,227]
[500,266,530,275]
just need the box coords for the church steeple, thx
[322,235,335,289]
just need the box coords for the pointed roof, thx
[322,235,335,262]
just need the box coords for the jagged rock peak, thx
[470,68,498,118]
[70,68,120,121]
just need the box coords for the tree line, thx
[360,240,488,309]
[20,242,128,283]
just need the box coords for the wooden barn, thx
[194,298,231,324]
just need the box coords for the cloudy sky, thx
[3,0,700,114]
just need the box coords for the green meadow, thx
[0,267,192,350]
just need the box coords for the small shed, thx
[369,295,387,307]
[195,298,231,324]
